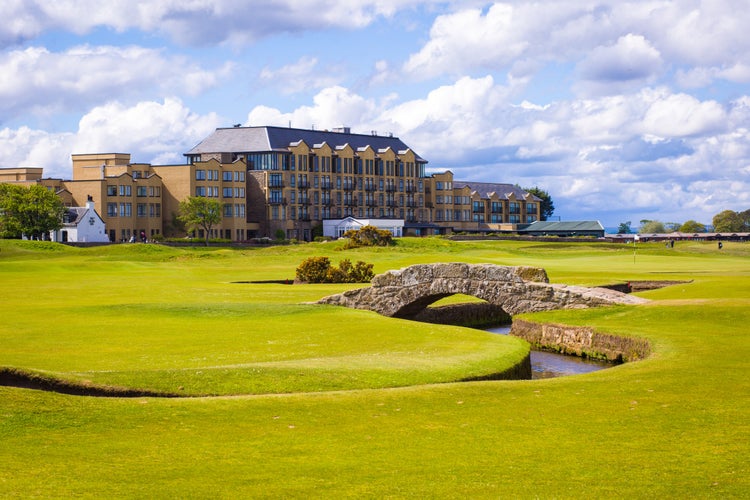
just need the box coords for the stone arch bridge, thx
[317,263,647,318]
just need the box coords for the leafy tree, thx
[639,220,667,234]
[177,196,222,246]
[617,221,632,234]
[679,220,706,233]
[523,186,555,221]
[712,209,749,232]
[0,184,65,239]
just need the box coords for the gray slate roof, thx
[186,126,426,162]
[453,181,541,201]
[62,207,87,226]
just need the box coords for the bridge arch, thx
[318,263,647,317]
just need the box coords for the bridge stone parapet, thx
[318,263,647,318]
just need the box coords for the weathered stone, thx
[317,263,648,318]
[511,319,651,362]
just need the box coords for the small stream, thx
[485,325,612,379]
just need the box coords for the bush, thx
[342,225,394,248]
[295,256,375,283]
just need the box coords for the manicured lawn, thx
[0,238,748,497]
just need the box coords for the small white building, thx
[50,199,109,243]
[323,217,404,238]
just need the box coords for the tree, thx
[712,209,749,232]
[177,196,222,246]
[0,184,65,239]
[523,186,555,221]
[639,220,666,234]
[679,220,706,233]
[617,221,632,234]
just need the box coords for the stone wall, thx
[510,319,651,362]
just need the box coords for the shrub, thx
[295,256,375,283]
[274,229,286,240]
[342,225,393,248]
[296,256,332,283]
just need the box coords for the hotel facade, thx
[1,126,540,241]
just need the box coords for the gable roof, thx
[185,126,426,162]
[453,181,541,201]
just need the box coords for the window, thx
[119,203,132,217]
[137,203,147,217]
[269,173,283,188]
[224,204,233,217]
[195,186,206,197]
[234,171,245,182]
[107,203,117,217]
[118,185,131,196]
[247,153,279,171]
[137,186,147,197]
[234,204,245,218]
[509,202,520,214]
[234,187,244,198]
[527,203,537,212]
[107,185,117,196]
[269,190,283,204]
[223,171,233,182]
[223,187,233,198]
[195,170,206,180]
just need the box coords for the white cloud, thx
[246,86,377,130]
[402,1,750,91]
[0,0,417,47]
[259,57,341,94]
[0,45,226,121]
[0,98,221,178]
[576,34,662,95]
[74,98,222,155]
[643,93,726,138]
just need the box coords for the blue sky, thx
[2,1,749,228]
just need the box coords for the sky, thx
[1,0,749,228]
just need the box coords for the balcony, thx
[298,179,310,189]
[298,197,312,206]
[364,184,377,192]
[343,182,355,191]
[268,180,284,188]
[269,197,286,205]
[320,182,332,190]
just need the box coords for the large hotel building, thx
[1,126,540,241]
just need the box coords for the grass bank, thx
[0,238,748,497]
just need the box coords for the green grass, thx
[0,237,748,497]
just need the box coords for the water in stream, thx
[485,325,612,379]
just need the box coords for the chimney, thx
[86,195,95,211]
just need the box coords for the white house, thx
[50,199,109,243]
[323,217,404,238]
